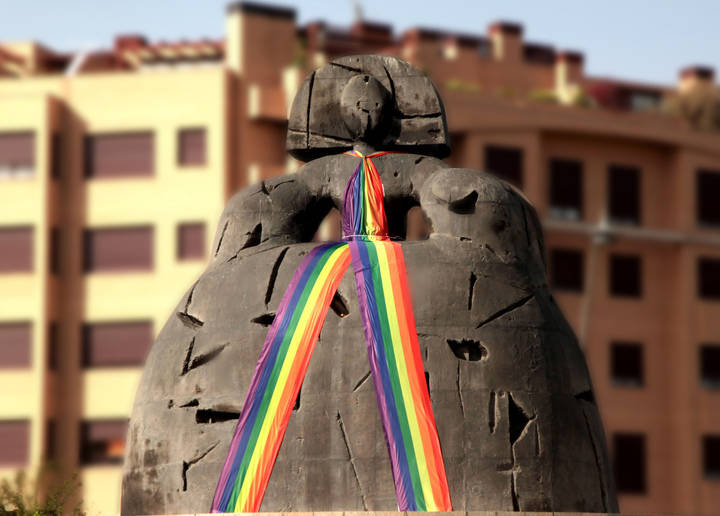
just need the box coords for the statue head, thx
[287,55,450,161]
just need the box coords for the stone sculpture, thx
[122,55,618,515]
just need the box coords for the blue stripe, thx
[352,165,363,237]
[219,244,335,508]
[351,240,417,509]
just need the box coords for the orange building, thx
[1,2,719,514]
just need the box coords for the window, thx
[613,433,646,493]
[51,132,62,179]
[550,248,584,291]
[46,419,56,462]
[0,322,31,368]
[698,257,720,299]
[700,345,720,388]
[0,420,30,465]
[82,321,153,367]
[608,165,641,224]
[49,227,60,274]
[48,322,58,371]
[485,145,523,188]
[698,170,720,227]
[178,128,206,166]
[549,158,583,220]
[177,223,206,260]
[609,254,642,298]
[611,342,643,387]
[0,132,34,178]
[85,132,154,178]
[629,91,661,112]
[704,435,720,479]
[80,420,127,465]
[83,227,153,272]
[0,226,33,272]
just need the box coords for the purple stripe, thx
[349,240,415,510]
[342,161,363,238]
[213,244,334,510]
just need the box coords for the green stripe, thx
[229,244,341,506]
[365,241,426,510]
[360,160,367,233]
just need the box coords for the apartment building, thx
[1,2,719,514]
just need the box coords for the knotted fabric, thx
[212,152,452,512]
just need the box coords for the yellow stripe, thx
[363,158,374,233]
[235,245,350,511]
[374,241,438,510]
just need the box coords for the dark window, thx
[699,257,720,299]
[700,345,720,388]
[610,254,642,298]
[178,128,206,166]
[704,435,720,478]
[82,321,153,367]
[177,223,206,260]
[85,132,154,178]
[608,165,641,224]
[613,433,646,493]
[611,342,643,387]
[48,322,58,371]
[485,145,523,188]
[51,132,62,179]
[549,158,583,220]
[83,227,153,272]
[0,226,33,272]
[697,170,720,227]
[0,132,35,177]
[550,248,584,291]
[0,420,30,465]
[80,419,127,465]
[629,91,661,112]
[49,227,60,274]
[46,419,56,462]
[0,322,32,368]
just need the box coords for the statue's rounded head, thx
[287,55,450,161]
[340,74,392,144]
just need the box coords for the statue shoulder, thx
[420,168,546,279]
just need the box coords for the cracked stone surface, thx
[122,55,618,515]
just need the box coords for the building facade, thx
[1,2,719,514]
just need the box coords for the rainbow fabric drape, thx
[211,151,452,513]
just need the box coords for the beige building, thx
[1,2,720,514]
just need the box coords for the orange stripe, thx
[364,158,388,236]
[244,248,351,510]
[389,242,451,509]
[385,242,442,506]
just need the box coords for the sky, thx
[1,0,718,86]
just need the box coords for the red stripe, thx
[389,242,452,510]
[243,247,351,511]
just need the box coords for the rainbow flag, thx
[211,152,451,512]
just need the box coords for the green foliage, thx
[570,89,594,108]
[0,467,83,516]
[445,79,481,92]
[528,89,558,103]
[530,87,595,108]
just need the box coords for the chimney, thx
[114,35,147,53]
[489,21,523,62]
[555,50,584,89]
[225,1,296,79]
[554,50,585,104]
[678,65,715,94]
